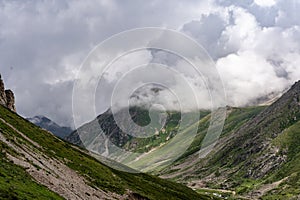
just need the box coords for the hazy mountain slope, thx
[27,115,72,139]
[160,81,300,199]
[174,106,265,162]
[66,104,264,171]
[66,107,211,172]
[65,81,300,199]
[66,107,205,152]
[0,105,209,200]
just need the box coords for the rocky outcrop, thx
[0,74,6,105]
[0,74,16,112]
[5,89,16,112]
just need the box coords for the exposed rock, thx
[0,74,6,105]
[126,192,149,200]
[5,89,16,112]
[0,74,16,112]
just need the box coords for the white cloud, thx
[216,51,288,105]
[0,0,214,126]
[0,0,300,126]
[254,0,277,7]
[181,1,300,107]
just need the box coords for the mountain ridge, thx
[27,115,73,139]
[159,80,300,199]
[66,80,300,199]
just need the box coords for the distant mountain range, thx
[27,116,73,139]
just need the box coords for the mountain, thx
[27,115,73,139]
[65,107,211,171]
[67,81,300,199]
[0,104,210,199]
[66,107,197,151]
[0,74,16,112]
[160,81,300,199]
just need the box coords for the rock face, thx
[5,89,16,112]
[0,74,6,105]
[0,74,16,112]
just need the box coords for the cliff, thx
[0,74,16,112]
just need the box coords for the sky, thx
[0,0,300,128]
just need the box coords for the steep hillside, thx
[160,81,300,199]
[66,107,210,172]
[27,115,72,139]
[0,105,209,200]
[66,107,205,152]
[65,80,300,199]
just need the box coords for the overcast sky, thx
[0,0,300,127]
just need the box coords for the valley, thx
[0,104,206,199]
[65,81,300,199]
[1,74,300,199]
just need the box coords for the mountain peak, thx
[27,115,73,139]
[0,74,16,112]
[290,80,300,90]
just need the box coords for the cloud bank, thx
[0,0,299,127]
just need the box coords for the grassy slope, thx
[202,107,267,178]
[0,105,209,200]
[0,143,63,200]
[158,94,300,200]
[122,110,210,171]
[161,106,265,174]
[262,120,300,199]
[127,109,211,154]
[204,104,300,197]
[203,87,300,197]
[157,106,271,199]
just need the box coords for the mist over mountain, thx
[66,80,300,199]
[0,0,300,199]
[1,0,300,127]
